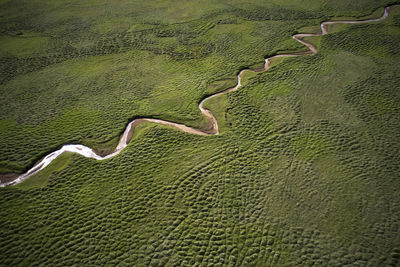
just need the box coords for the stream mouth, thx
[0,5,395,187]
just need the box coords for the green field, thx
[1,0,400,265]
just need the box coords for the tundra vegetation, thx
[1,0,400,265]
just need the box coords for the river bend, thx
[0,5,394,187]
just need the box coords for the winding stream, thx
[0,5,394,187]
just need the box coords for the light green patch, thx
[202,94,229,134]
[269,0,325,10]
[0,34,48,57]
[299,51,372,126]
[93,17,136,34]
[291,134,329,161]
[330,4,386,20]
[209,20,254,36]
[298,25,321,34]
[208,78,236,93]
[324,22,352,34]
[132,0,225,23]
[157,36,180,47]
[250,76,294,100]
[268,56,286,68]
[67,55,115,75]
[302,35,321,49]
[16,152,73,189]
[240,70,257,85]
[267,82,293,98]
[275,37,306,54]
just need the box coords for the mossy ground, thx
[1,0,400,266]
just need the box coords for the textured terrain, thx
[1,0,400,266]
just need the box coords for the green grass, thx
[15,152,73,189]
[302,35,321,49]
[1,0,400,266]
[0,34,48,57]
[202,94,230,134]
[0,0,397,173]
[0,19,316,172]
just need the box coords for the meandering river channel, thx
[0,5,395,187]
